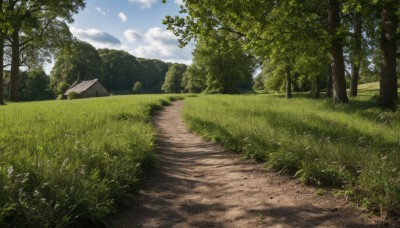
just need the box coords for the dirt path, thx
[112,100,379,227]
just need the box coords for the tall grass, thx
[0,95,178,227]
[183,93,400,214]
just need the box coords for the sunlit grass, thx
[0,95,179,227]
[183,88,400,214]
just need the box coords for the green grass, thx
[183,88,400,215]
[0,95,180,227]
[357,82,379,91]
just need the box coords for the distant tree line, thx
[1,38,178,101]
[50,40,173,96]
[163,0,400,109]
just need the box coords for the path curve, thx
[112,100,378,227]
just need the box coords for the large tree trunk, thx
[286,66,292,99]
[0,1,3,105]
[0,36,4,105]
[328,0,349,103]
[10,29,20,102]
[314,76,321,98]
[327,63,333,98]
[350,12,362,97]
[380,2,398,109]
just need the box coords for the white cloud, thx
[70,27,121,49]
[130,27,193,64]
[129,0,156,9]
[119,12,128,22]
[133,27,178,57]
[95,7,107,15]
[124,29,142,43]
[174,0,184,5]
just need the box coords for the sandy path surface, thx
[112,100,379,227]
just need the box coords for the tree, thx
[327,0,349,103]
[191,30,256,94]
[253,74,265,91]
[0,1,10,105]
[19,68,54,101]
[6,0,84,102]
[98,49,142,92]
[50,40,104,95]
[161,63,187,93]
[132,81,143,94]
[349,11,363,97]
[379,1,398,109]
[137,58,171,93]
[181,64,207,93]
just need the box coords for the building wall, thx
[83,82,109,98]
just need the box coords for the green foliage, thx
[132,81,143,94]
[19,68,55,101]
[161,63,187,93]
[252,74,265,91]
[137,58,171,94]
[66,91,79,100]
[183,90,400,214]
[3,69,55,101]
[0,95,178,226]
[181,63,207,93]
[98,49,142,92]
[190,30,256,94]
[50,40,105,93]
[55,81,69,95]
[51,43,173,96]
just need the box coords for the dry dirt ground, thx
[111,100,381,227]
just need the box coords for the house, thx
[64,79,109,99]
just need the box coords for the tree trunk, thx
[380,2,398,109]
[314,76,321,98]
[10,29,20,102]
[350,12,362,97]
[286,66,292,99]
[0,36,4,105]
[327,63,333,98]
[328,0,349,103]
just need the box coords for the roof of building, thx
[64,79,101,95]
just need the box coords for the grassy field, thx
[183,87,400,215]
[0,95,180,227]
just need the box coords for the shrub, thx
[67,92,79,100]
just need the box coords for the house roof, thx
[64,79,100,95]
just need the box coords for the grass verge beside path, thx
[0,95,180,227]
[183,94,400,217]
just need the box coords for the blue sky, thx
[46,0,194,73]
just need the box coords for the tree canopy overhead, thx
[163,0,399,109]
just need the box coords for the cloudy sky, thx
[46,0,193,73]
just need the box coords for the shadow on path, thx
[110,100,378,227]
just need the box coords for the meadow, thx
[183,84,400,215]
[0,95,179,227]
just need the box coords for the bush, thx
[67,92,79,100]
[132,82,143,94]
